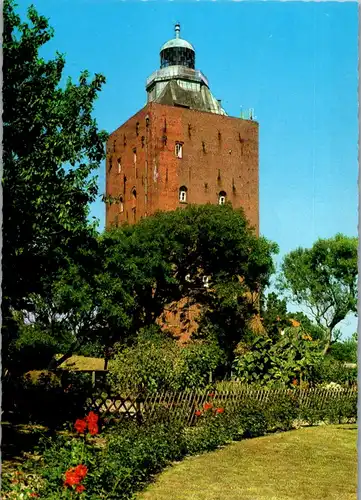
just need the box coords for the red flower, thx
[74,419,87,434]
[74,464,88,479]
[30,494,40,498]
[85,412,99,435]
[203,402,213,411]
[88,422,99,436]
[64,470,80,487]
[208,392,215,398]
[195,410,202,416]
[216,407,224,414]
[64,464,88,488]
[86,411,99,425]
[292,379,298,386]
[76,484,86,493]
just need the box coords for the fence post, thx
[92,371,96,388]
[136,395,142,424]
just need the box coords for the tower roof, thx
[160,23,195,53]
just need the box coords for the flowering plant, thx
[74,411,99,436]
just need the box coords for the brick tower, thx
[105,23,259,235]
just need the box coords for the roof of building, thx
[154,80,227,115]
[55,354,107,371]
[160,38,195,52]
[160,23,195,52]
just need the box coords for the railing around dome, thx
[146,66,209,88]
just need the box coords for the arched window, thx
[119,197,124,213]
[131,188,137,209]
[218,191,227,205]
[179,186,188,203]
[175,142,183,159]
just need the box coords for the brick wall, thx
[106,102,259,234]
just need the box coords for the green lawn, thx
[138,424,357,500]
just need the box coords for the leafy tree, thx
[103,204,278,366]
[3,1,108,370]
[329,332,357,364]
[259,292,290,340]
[278,234,357,355]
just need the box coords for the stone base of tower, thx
[156,291,265,345]
[156,298,201,343]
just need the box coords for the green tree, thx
[278,234,357,355]
[329,332,357,364]
[14,236,139,371]
[259,292,289,340]
[103,204,278,366]
[3,1,108,370]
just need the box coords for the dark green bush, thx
[265,393,299,431]
[311,356,357,386]
[322,394,357,424]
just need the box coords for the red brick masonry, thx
[106,102,259,234]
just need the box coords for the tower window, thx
[179,186,188,203]
[219,191,227,205]
[119,197,124,213]
[117,158,121,173]
[133,149,137,178]
[175,142,183,159]
[136,122,139,136]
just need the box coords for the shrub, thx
[265,392,299,432]
[185,406,233,454]
[322,393,357,424]
[310,356,357,386]
[108,329,222,394]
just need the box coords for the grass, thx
[137,424,357,500]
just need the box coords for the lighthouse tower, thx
[105,23,259,235]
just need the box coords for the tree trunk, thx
[321,328,332,356]
[47,339,81,370]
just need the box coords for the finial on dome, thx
[175,23,180,39]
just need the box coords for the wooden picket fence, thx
[86,386,357,426]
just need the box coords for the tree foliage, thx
[3,0,108,373]
[329,332,357,364]
[259,292,290,340]
[3,0,107,310]
[103,204,278,365]
[278,234,358,354]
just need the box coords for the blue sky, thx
[18,1,358,335]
